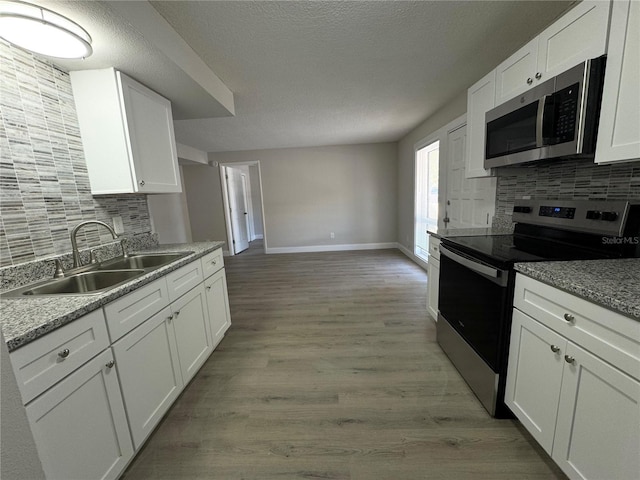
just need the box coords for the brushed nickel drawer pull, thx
[563,313,575,323]
[550,345,560,353]
[105,360,115,369]
[58,348,70,359]
[564,355,575,365]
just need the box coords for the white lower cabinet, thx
[25,349,133,480]
[170,283,213,384]
[204,267,232,346]
[553,342,639,480]
[426,236,441,320]
[112,306,183,449]
[506,274,640,480]
[10,247,232,479]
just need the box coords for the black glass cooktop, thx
[440,230,629,269]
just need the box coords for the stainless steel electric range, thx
[436,199,640,418]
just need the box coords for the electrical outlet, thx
[330,232,335,239]
[112,216,124,235]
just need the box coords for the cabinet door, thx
[465,70,496,178]
[204,268,232,347]
[25,349,133,480]
[495,38,538,104]
[171,284,213,384]
[537,0,610,83]
[426,257,439,320]
[112,306,183,449]
[596,0,640,164]
[118,72,181,193]
[505,309,566,454]
[552,342,640,480]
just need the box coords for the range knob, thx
[601,211,619,221]
[586,210,601,220]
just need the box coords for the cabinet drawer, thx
[10,309,110,404]
[514,274,640,379]
[428,236,441,260]
[165,260,204,302]
[104,277,170,342]
[201,248,224,279]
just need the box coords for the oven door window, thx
[438,254,509,371]
[486,101,539,159]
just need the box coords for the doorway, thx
[414,140,440,262]
[219,162,267,256]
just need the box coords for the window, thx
[415,140,439,262]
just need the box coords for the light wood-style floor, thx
[123,246,566,479]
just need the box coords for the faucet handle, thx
[120,237,129,258]
[53,259,65,278]
[89,249,98,264]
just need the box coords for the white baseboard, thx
[397,243,428,271]
[266,242,398,254]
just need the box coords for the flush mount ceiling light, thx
[0,0,92,59]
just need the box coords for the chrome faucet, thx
[70,220,118,268]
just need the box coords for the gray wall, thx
[0,42,152,267]
[396,95,467,252]
[184,143,397,250]
[147,166,193,244]
[1,333,45,480]
[249,164,264,237]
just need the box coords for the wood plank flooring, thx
[123,247,566,480]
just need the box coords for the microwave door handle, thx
[535,95,550,148]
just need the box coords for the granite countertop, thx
[427,225,514,239]
[1,241,225,351]
[515,258,640,320]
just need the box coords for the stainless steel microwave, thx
[484,56,606,169]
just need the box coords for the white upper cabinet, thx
[495,1,610,104]
[596,0,640,164]
[466,70,496,178]
[495,38,539,105]
[70,68,181,194]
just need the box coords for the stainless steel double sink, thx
[3,252,193,297]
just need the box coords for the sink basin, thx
[97,252,192,270]
[16,270,145,296]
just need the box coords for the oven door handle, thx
[440,245,509,287]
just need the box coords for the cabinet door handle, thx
[105,360,115,369]
[563,313,575,323]
[212,259,217,265]
[139,180,145,187]
[564,355,575,365]
[206,285,212,291]
[174,311,180,317]
[527,77,533,85]
[550,345,560,353]
[535,72,542,80]
[167,314,174,323]
[58,348,70,359]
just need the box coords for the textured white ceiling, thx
[150,0,574,152]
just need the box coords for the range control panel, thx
[512,199,634,236]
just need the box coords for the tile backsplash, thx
[0,43,152,267]
[494,158,640,226]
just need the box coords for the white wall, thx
[147,166,193,244]
[396,95,467,252]
[183,143,397,251]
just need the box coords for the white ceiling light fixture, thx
[0,0,92,59]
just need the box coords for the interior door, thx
[226,167,250,254]
[240,173,254,241]
[445,124,497,228]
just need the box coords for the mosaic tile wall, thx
[0,42,152,267]
[494,158,640,226]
